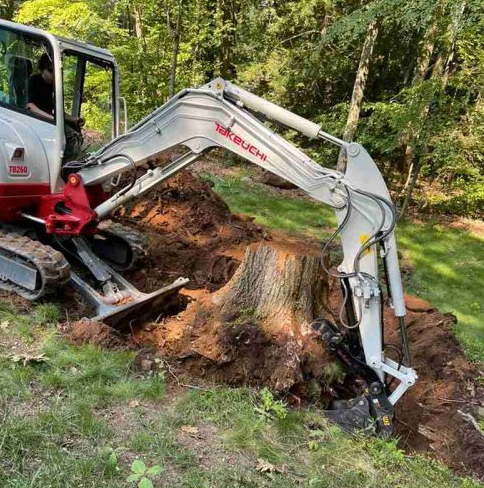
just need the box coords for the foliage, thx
[256,387,288,421]
[8,0,484,215]
[126,459,164,488]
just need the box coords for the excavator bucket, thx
[70,272,189,327]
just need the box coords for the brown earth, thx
[62,168,484,479]
[61,319,124,348]
[115,170,265,292]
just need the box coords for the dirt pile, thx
[61,319,124,348]
[115,171,264,292]
[387,298,484,477]
[67,168,483,478]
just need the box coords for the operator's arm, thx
[26,102,54,120]
[26,102,84,129]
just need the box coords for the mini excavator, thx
[0,20,417,434]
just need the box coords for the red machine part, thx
[0,183,51,222]
[0,176,104,234]
[36,174,104,235]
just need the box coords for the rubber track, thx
[97,221,149,271]
[0,232,71,300]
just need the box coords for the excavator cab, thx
[0,20,120,195]
[0,20,188,326]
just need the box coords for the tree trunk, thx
[167,0,183,98]
[399,3,466,219]
[134,4,144,39]
[220,0,238,79]
[320,10,330,36]
[341,19,379,143]
[414,22,438,85]
[0,0,15,21]
[336,18,379,172]
[397,21,438,212]
[218,243,329,332]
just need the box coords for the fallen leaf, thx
[10,352,48,366]
[256,458,275,474]
[180,425,199,436]
[0,320,9,330]
[129,400,140,408]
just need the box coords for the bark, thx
[320,10,330,36]
[0,0,15,21]
[413,23,438,85]
[220,0,238,79]
[218,243,329,332]
[167,0,183,98]
[341,19,379,143]
[398,22,438,201]
[337,18,379,172]
[134,4,144,39]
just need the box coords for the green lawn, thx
[205,173,484,363]
[0,303,481,487]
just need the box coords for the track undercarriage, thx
[0,222,187,326]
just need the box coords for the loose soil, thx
[61,168,483,478]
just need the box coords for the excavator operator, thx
[27,52,84,161]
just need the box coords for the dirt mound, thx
[116,171,264,292]
[104,168,483,478]
[326,279,484,477]
[61,319,124,348]
[388,306,484,477]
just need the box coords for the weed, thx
[321,362,345,384]
[126,459,164,488]
[256,387,288,421]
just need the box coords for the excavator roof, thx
[55,36,115,65]
[0,19,116,65]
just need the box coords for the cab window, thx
[63,52,114,149]
[0,26,54,121]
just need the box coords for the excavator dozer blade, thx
[70,272,189,327]
[97,279,188,327]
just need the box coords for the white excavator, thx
[0,19,417,435]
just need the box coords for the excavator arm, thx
[76,78,416,408]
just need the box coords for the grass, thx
[204,173,337,238]
[205,174,484,364]
[0,305,481,487]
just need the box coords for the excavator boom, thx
[75,78,416,407]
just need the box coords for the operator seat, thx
[8,55,33,108]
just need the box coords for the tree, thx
[341,17,379,143]
[399,2,467,218]
[0,0,16,20]
[166,0,183,97]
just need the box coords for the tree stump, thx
[215,241,329,341]
[148,240,334,393]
